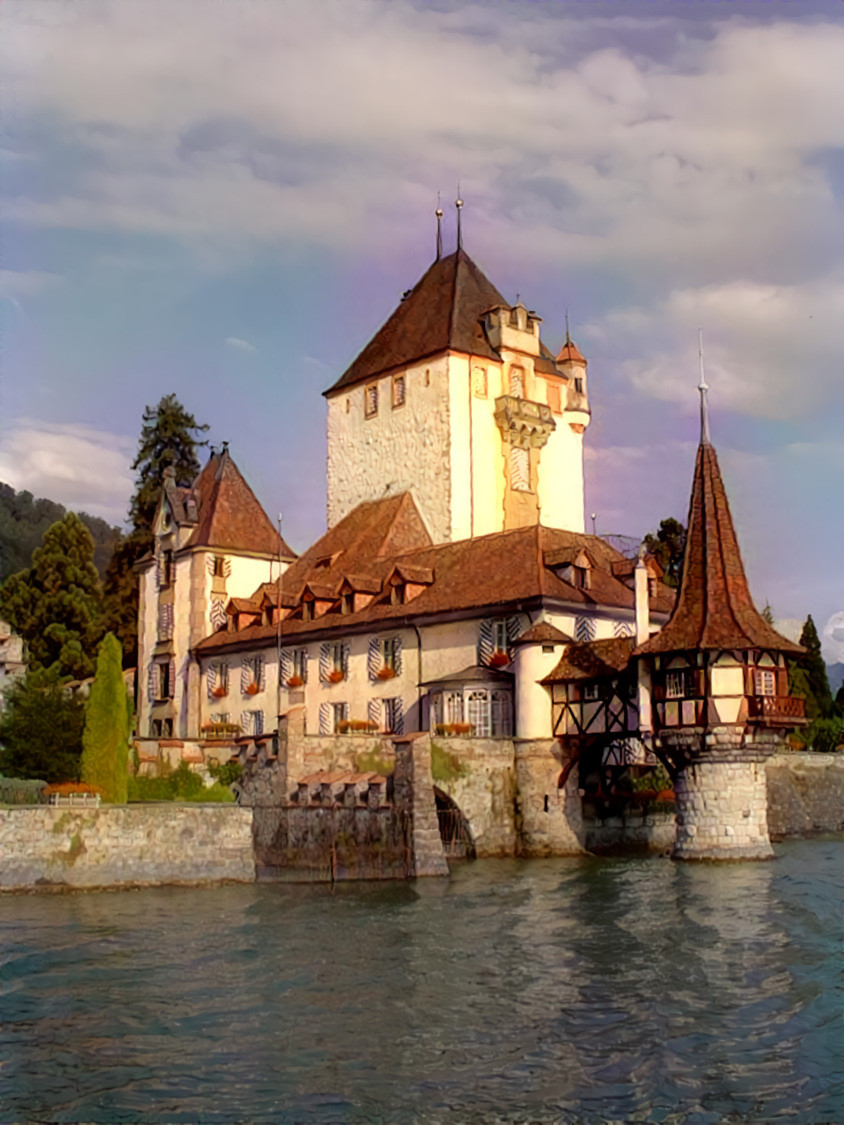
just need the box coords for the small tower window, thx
[574,377,584,394]
[510,446,530,492]
[212,556,226,578]
[509,367,525,399]
[755,669,776,697]
[365,383,379,417]
[472,366,487,398]
[392,373,406,408]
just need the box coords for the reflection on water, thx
[0,840,842,1123]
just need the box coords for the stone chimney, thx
[634,550,650,646]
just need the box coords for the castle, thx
[136,222,804,862]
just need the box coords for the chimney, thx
[635,551,650,645]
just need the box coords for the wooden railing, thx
[747,696,806,724]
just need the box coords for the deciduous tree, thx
[642,517,687,588]
[80,633,131,803]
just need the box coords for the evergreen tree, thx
[80,633,130,803]
[102,395,208,666]
[0,670,86,783]
[642,517,687,588]
[761,603,775,626]
[0,513,104,680]
[798,615,833,719]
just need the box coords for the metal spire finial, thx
[698,328,711,445]
[435,192,443,261]
[455,183,463,250]
[565,308,571,346]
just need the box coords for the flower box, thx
[328,669,345,684]
[245,682,260,695]
[212,685,228,698]
[338,719,378,734]
[376,666,396,680]
[201,722,242,740]
[435,722,474,737]
[488,650,510,667]
[286,674,303,688]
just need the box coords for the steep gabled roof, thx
[636,441,801,655]
[182,449,296,559]
[325,248,560,395]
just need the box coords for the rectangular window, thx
[248,710,264,737]
[547,384,561,414]
[218,663,229,693]
[382,636,399,672]
[365,383,378,418]
[161,550,173,587]
[755,669,776,697]
[292,649,308,681]
[332,702,348,733]
[666,671,687,699]
[492,620,508,653]
[490,690,512,737]
[392,373,406,408]
[331,642,345,676]
[446,691,464,726]
[158,661,171,700]
[574,377,584,394]
[383,697,401,734]
[472,366,487,398]
[510,446,530,492]
[212,556,226,578]
[583,682,600,701]
[467,690,490,737]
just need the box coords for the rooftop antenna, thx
[435,193,443,261]
[456,183,463,251]
[698,329,711,445]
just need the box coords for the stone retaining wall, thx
[766,752,844,838]
[0,805,255,892]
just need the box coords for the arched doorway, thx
[434,788,475,859]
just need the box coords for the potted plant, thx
[489,649,510,667]
[212,685,228,698]
[286,674,303,688]
[338,718,379,734]
[245,682,260,695]
[328,669,345,684]
[436,722,474,736]
[377,666,396,680]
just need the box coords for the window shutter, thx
[368,698,381,729]
[776,668,788,697]
[319,643,331,683]
[210,597,226,630]
[478,619,494,666]
[393,696,404,736]
[241,658,252,693]
[368,636,381,683]
[280,648,292,683]
[744,666,755,695]
[319,702,331,735]
[510,446,530,491]
[207,663,218,699]
[147,663,157,703]
[168,658,176,698]
[575,616,595,642]
[506,615,527,647]
[393,635,403,677]
[239,710,250,735]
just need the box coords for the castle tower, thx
[324,241,590,543]
[136,447,296,743]
[635,390,805,860]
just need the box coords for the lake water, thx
[1,840,842,1124]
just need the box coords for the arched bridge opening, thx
[434,788,475,860]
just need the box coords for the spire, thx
[565,308,571,346]
[455,186,463,251]
[435,194,443,262]
[698,329,711,445]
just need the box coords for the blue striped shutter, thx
[280,648,292,683]
[368,636,381,683]
[319,702,331,735]
[393,696,404,736]
[575,616,596,642]
[239,710,250,735]
[507,614,527,646]
[319,643,330,683]
[207,663,217,699]
[368,698,381,730]
[478,619,494,665]
[240,658,251,692]
[393,636,403,677]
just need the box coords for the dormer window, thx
[302,599,314,623]
[573,564,591,591]
[390,583,403,606]
[392,373,406,409]
[365,383,378,418]
[341,592,354,615]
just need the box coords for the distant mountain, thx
[826,663,844,695]
[0,482,121,583]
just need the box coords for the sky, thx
[1,0,842,665]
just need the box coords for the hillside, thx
[0,483,122,584]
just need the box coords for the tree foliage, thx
[102,395,209,666]
[0,670,86,783]
[798,615,834,720]
[80,633,130,803]
[0,513,104,680]
[0,482,120,584]
[642,517,687,588]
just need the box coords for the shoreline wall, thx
[0,805,255,892]
[766,752,844,839]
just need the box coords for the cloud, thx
[0,419,134,525]
[224,336,257,354]
[0,269,64,298]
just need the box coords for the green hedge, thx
[0,776,47,805]
[128,762,235,804]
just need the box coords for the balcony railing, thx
[747,695,806,724]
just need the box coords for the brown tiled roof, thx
[556,336,587,365]
[636,442,802,655]
[512,621,571,646]
[542,637,635,683]
[183,449,297,559]
[194,497,674,655]
[325,249,561,394]
[421,664,515,686]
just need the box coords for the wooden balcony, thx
[747,695,806,725]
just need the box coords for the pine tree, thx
[761,603,775,626]
[0,513,104,680]
[0,670,86,783]
[798,615,833,720]
[80,633,130,803]
[102,395,209,665]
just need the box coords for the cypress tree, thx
[798,615,833,720]
[80,633,130,803]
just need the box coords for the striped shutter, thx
[319,702,331,735]
[393,696,404,736]
[223,557,231,577]
[210,597,226,630]
[168,659,176,698]
[613,620,631,638]
[368,636,381,683]
[393,635,403,677]
[280,648,292,683]
[240,658,252,692]
[147,662,157,703]
[510,446,530,491]
[368,698,381,729]
[207,556,216,576]
[575,616,595,642]
[506,615,527,646]
[478,619,494,666]
[240,710,250,735]
[319,643,331,683]
[207,663,218,699]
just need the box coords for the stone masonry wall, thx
[766,753,844,838]
[515,739,585,857]
[674,760,773,860]
[0,805,255,892]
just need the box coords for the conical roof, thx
[183,449,296,559]
[636,441,801,655]
[325,248,560,394]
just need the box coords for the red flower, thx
[245,682,260,695]
[286,674,303,688]
[376,666,396,680]
[489,649,510,667]
[328,669,345,684]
